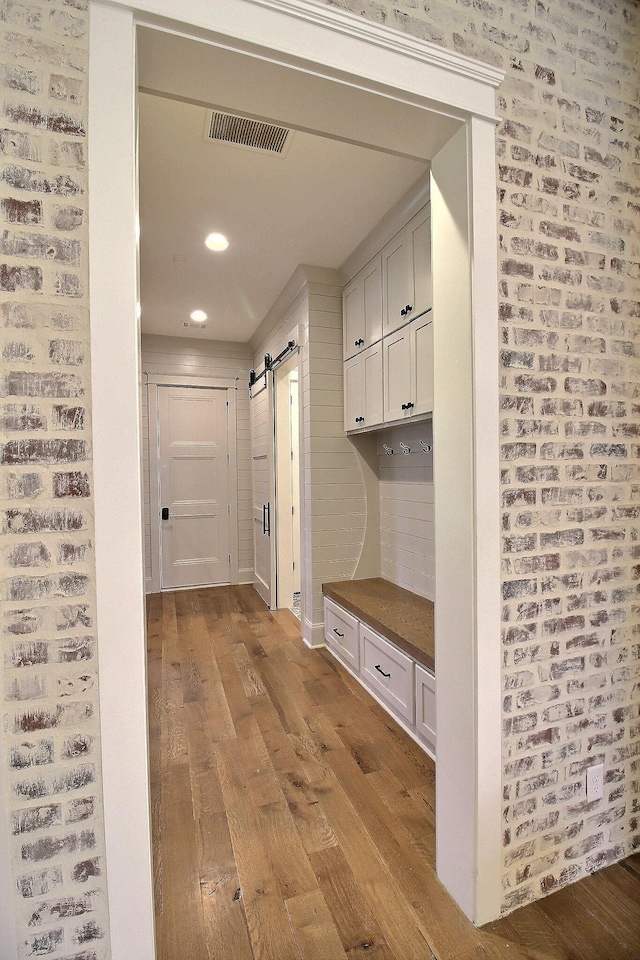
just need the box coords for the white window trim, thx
[89,2,504,957]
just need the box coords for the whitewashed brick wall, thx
[320,0,640,913]
[0,2,111,957]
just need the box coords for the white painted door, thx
[158,386,230,589]
[289,373,301,594]
[251,373,276,607]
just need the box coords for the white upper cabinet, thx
[383,312,433,423]
[342,197,433,434]
[382,205,432,336]
[344,341,384,432]
[342,254,382,359]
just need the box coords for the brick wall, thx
[0,2,111,958]
[321,0,640,913]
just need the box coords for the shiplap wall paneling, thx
[378,420,435,601]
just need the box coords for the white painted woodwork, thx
[274,357,301,609]
[360,623,415,724]
[383,323,412,423]
[382,313,434,424]
[141,335,253,593]
[415,664,437,749]
[343,341,383,432]
[90,3,504,949]
[408,206,433,320]
[89,7,156,960]
[158,386,231,588]
[342,255,382,359]
[412,313,435,417]
[324,597,360,670]
[382,204,431,336]
[251,374,276,608]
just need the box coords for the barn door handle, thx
[161,507,169,520]
[375,664,391,678]
[263,503,271,536]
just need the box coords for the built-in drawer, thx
[324,597,360,671]
[415,663,436,751]
[360,624,414,724]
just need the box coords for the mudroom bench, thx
[322,578,436,759]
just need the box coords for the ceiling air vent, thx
[207,110,291,155]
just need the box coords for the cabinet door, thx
[415,664,436,751]
[362,341,383,429]
[344,344,383,432]
[381,231,411,337]
[342,277,364,360]
[383,325,412,423]
[408,207,432,319]
[411,313,434,418]
[343,256,382,358]
[344,353,364,432]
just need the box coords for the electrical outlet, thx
[586,762,604,802]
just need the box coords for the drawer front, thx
[415,664,436,750]
[361,624,414,724]
[324,598,359,670]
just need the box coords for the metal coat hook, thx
[382,443,394,456]
[400,442,411,455]
[420,440,432,454]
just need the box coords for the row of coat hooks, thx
[382,439,432,456]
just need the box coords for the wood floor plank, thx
[285,888,349,960]
[215,737,303,960]
[326,746,480,959]
[519,887,636,960]
[159,766,208,960]
[197,811,254,960]
[366,766,436,868]
[566,864,640,955]
[309,762,439,959]
[279,770,339,858]
[233,642,268,698]
[255,798,320,900]
[309,840,402,960]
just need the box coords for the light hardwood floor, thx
[147,585,640,960]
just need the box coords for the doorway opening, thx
[274,352,301,615]
[89,4,503,951]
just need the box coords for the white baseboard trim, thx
[302,618,325,648]
[238,569,254,585]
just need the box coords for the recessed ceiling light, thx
[190,310,208,322]
[205,232,229,251]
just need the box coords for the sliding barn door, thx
[251,374,276,607]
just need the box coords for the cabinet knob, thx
[355,416,365,423]
[401,402,414,411]
[354,337,364,347]
[406,304,413,314]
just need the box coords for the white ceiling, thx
[137,28,458,343]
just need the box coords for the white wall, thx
[377,420,435,601]
[140,335,254,590]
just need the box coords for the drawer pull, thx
[375,664,391,678]
[333,628,344,638]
